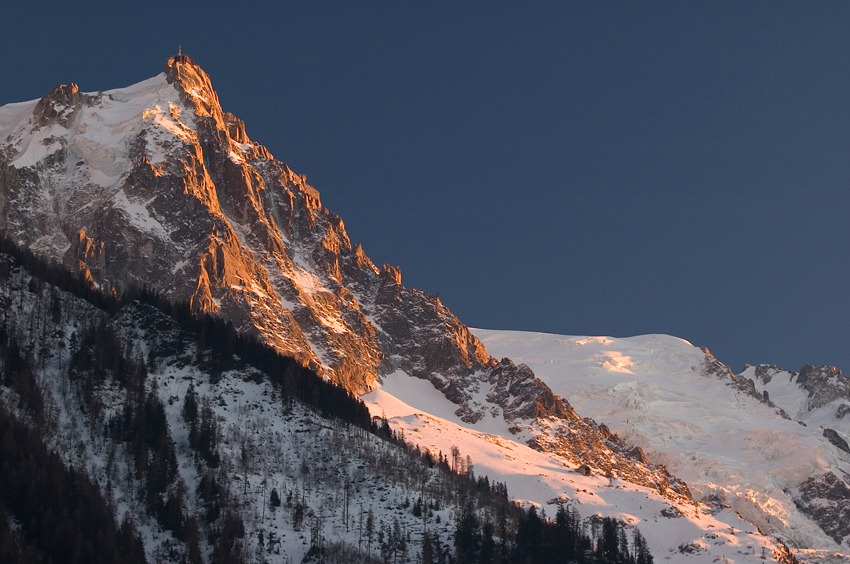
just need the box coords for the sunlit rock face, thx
[0,57,382,391]
[0,56,696,498]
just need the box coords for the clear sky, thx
[2,1,849,374]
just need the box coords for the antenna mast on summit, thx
[175,46,193,65]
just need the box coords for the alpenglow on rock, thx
[0,55,695,496]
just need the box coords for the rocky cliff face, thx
[797,472,850,546]
[744,364,850,418]
[797,365,850,412]
[0,58,384,392]
[0,56,693,499]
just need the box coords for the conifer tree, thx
[182,382,198,425]
[365,508,374,557]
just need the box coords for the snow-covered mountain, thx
[0,54,844,562]
[0,243,800,564]
[472,329,850,562]
[0,55,696,501]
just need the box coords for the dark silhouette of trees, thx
[211,509,245,564]
[0,404,147,564]
[455,495,482,564]
[507,506,647,564]
[0,330,44,424]
[0,235,657,564]
[632,528,653,564]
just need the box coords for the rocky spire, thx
[164,54,225,130]
[0,58,701,504]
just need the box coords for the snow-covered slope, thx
[744,364,850,445]
[362,370,793,563]
[0,55,713,521]
[472,329,850,562]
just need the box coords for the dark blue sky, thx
[3,1,849,373]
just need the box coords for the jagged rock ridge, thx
[0,56,690,499]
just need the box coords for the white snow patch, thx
[112,190,169,240]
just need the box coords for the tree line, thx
[0,233,373,431]
[0,236,657,563]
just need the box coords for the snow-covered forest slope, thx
[1,244,582,564]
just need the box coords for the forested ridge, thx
[0,235,654,564]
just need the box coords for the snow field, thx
[472,328,850,562]
[363,369,790,563]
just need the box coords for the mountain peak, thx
[33,82,85,128]
[163,53,226,129]
[3,58,849,562]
